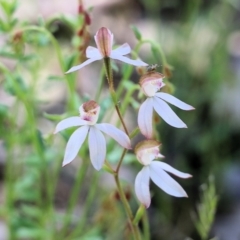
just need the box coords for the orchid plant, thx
[1,1,226,238]
[54,26,194,239]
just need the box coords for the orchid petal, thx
[138,98,154,139]
[95,123,131,149]
[54,117,88,134]
[110,53,148,66]
[152,161,192,179]
[111,43,131,56]
[149,161,188,197]
[88,126,106,171]
[135,167,151,208]
[65,57,102,74]
[63,126,89,166]
[86,46,102,59]
[155,92,195,110]
[153,97,187,128]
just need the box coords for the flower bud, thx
[84,12,91,26]
[134,140,164,166]
[139,72,165,97]
[94,27,113,57]
[79,100,100,125]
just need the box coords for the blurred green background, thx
[1,0,240,239]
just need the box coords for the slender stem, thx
[115,104,129,135]
[142,209,150,240]
[116,149,127,173]
[114,174,141,240]
[135,39,167,65]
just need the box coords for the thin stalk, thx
[142,209,150,240]
[116,149,127,174]
[114,174,141,240]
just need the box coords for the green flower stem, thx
[103,57,129,135]
[135,39,167,65]
[16,26,76,110]
[142,208,150,240]
[116,149,127,174]
[66,171,99,239]
[114,173,141,240]
[111,150,141,240]
[4,125,16,239]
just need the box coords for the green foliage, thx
[131,25,142,41]
[0,0,237,239]
[193,176,218,240]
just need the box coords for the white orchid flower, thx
[134,140,192,208]
[66,27,148,74]
[54,100,131,170]
[138,71,195,138]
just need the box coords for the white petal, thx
[149,161,188,197]
[88,126,106,171]
[152,162,192,179]
[135,167,151,208]
[65,57,102,74]
[95,123,131,149]
[63,126,89,166]
[54,117,88,134]
[155,92,195,110]
[153,97,187,128]
[138,98,154,139]
[86,46,102,59]
[110,53,148,66]
[111,43,131,56]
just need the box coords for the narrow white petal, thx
[54,117,88,134]
[111,43,131,56]
[149,162,188,197]
[110,53,148,66]
[135,167,151,208]
[152,162,192,179]
[88,126,106,171]
[95,123,131,149]
[138,98,154,139]
[65,57,102,74]
[155,92,195,110]
[153,97,187,128]
[63,126,89,166]
[86,46,102,59]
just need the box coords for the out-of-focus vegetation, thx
[0,0,239,239]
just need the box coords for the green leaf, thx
[47,75,64,81]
